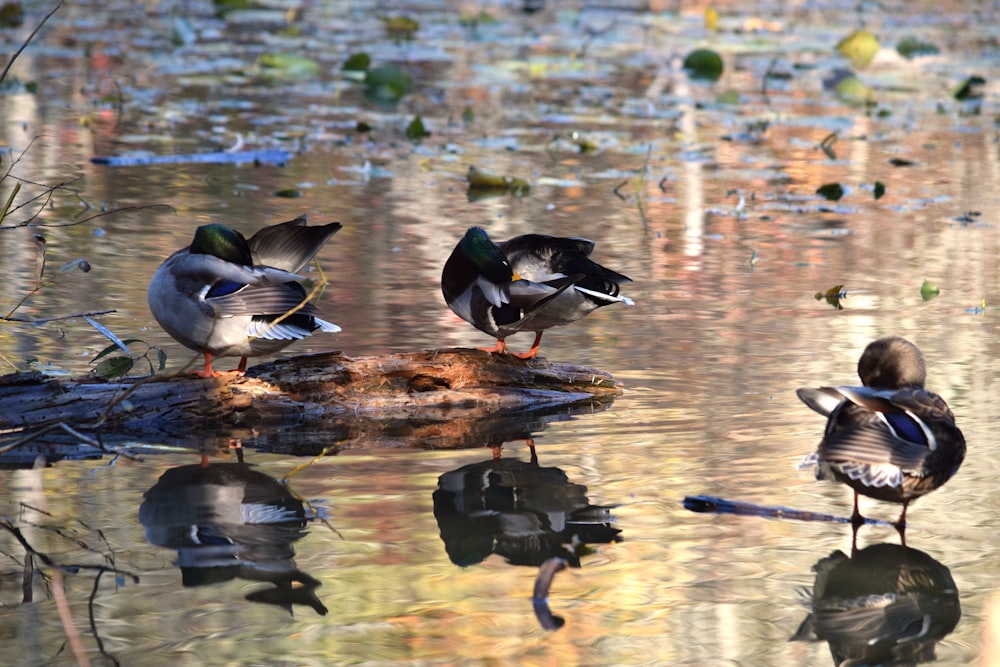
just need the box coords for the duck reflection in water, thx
[139,462,327,616]
[434,451,621,630]
[791,542,960,666]
[433,454,621,568]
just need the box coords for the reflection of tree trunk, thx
[0,349,622,440]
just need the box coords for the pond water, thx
[1,0,1000,664]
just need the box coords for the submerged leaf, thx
[837,29,879,69]
[897,37,939,59]
[816,183,845,201]
[682,49,723,82]
[920,279,940,301]
[364,65,412,104]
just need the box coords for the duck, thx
[796,336,966,530]
[148,216,342,377]
[441,226,633,359]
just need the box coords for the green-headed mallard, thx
[441,226,633,359]
[148,216,342,377]
[797,336,966,529]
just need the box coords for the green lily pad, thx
[682,49,723,82]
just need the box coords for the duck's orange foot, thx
[479,340,509,355]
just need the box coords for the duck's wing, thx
[208,285,313,314]
[797,387,848,417]
[808,386,940,476]
[248,216,342,273]
[502,235,632,287]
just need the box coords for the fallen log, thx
[0,349,622,455]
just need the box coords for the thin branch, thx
[0,2,63,86]
[0,309,116,324]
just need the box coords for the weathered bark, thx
[0,349,622,455]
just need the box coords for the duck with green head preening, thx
[441,226,633,359]
[797,336,966,532]
[148,216,342,377]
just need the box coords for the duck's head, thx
[858,336,927,389]
[190,224,254,266]
[460,226,514,283]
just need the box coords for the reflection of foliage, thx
[1,508,139,666]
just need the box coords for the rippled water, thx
[1,1,999,665]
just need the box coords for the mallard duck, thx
[148,216,342,377]
[441,226,633,359]
[797,336,966,529]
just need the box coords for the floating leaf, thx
[462,106,475,123]
[467,166,530,196]
[704,7,719,31]
[814,284,846,310]
[273,188,302,198]
[888,158,916,167]
[156,347,168,371]
[816,183,845,201]
[355,120,372,133]
[682,49,724,82]
[364,65,412,104]
[818,132,837,160]
[59,258,91,273]
[953,75,985,101]
[873,181,885,200]
[837,29,879,69]
[212,0,250,17]
[896,37,939,59]
[382,15,419,40]
[257,53,320,80]
[834,74,873,106]
[93,355,134,379]
[406,115,430,140]
[342,52,371,72]
[0,1,25,28]
[920,279,940,301]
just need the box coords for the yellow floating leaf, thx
[837,29,879,69]
[704,7,718,31]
